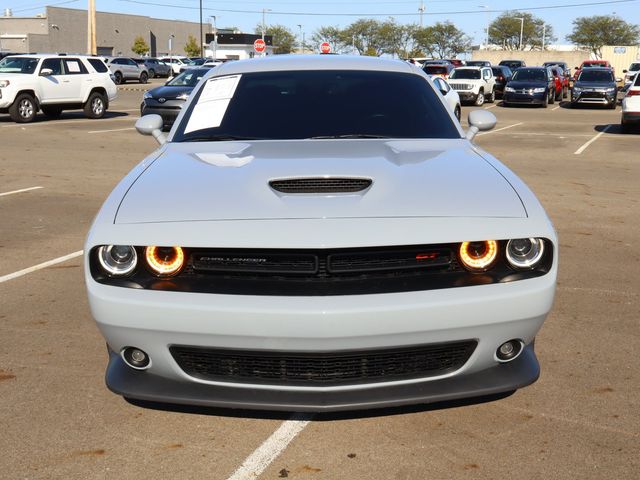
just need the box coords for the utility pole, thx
[199,0,203,57]
[541,24,546,51]
[87,0,96,55]
[418,1,425,28]
[297,24,302,53]
[514,17,524,51]
[261,8,271,57]
[211,16,217,60]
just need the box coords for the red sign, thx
[254,39,266,53]
[320,42,331,54]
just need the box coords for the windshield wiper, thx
[310,134,391,139]
[182,134,262,142]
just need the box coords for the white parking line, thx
[0,251,83,284]
[552,106,561,111]
[477,122,524,136]
[484,105,497,109]
[226,414,313,480]
[0,186,43,197]
[87,127,136,134]
[574,125,612,155]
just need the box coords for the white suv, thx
[448,66,496,106]
[0,54,117,123]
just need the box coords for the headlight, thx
[573,87,582,92]
[505,86,515,92]
[97,245,138,276]
[458,240,498,271]
[605,87,616,92]
[533,88,546,93]
[145,246,185,276]
[176,92,189,100]
[0,80,10,88]
[506,238,545,269]
[143,91,153,99]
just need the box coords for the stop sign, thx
[254,39,266,53]
[320,42,331,54]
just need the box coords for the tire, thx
[148,69,155,79]
[454,105,461,121]
[541,92,548,108]
[474,89,485,106]
[548,90,554,105]
[563,86,568,99]
[41,106,62,118]
[139,72,148,84]
[114,71,123,85]
[608,101,616,110]
[9,93,37,123]
[84,92,107,119]
[487,89,495,103]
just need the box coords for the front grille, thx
[450,83,471,90]
[269,177,372,194]
[170,341,477,386]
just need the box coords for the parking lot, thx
[1,80,638,479]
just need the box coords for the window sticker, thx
[184,75,242,134]
[66,61,81,73]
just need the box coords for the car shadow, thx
[124,390,516,421]
[596,123,639,135]
[0,110,132,124]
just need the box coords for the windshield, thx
[629,63,640,71]
[512,69,547,82]
[174,70,460,142]
[167,68,211,86]
[583,62,607,68]
[425,66,448,74]
[578,70,614,82]
[449,69,480,80]
[0,56,39,74]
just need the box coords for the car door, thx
[38,57,75,102]
[125,58,140,79]
[482,67,494,91]
[62,58,91,102]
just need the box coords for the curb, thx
[117,86,151,92]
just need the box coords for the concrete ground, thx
[0,86,638,479]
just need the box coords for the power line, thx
[117,0,639,17]
[12,0,80,14]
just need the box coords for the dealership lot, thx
[1,86,638,479]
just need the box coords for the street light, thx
[168,34,175,76]
[514,17,524,51]
[199,0,203,58]
[210,16,217,60]
[262,8,272,57]
[297,24,302,54]
[479,5,489,48]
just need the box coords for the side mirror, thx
[623,69,627,73]
[439,87,448,96]
[136,114,166,145]
[39,68,53,77]
[466,110,496,141]
[616,77,622,83]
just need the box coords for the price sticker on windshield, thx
[185,74,242,134]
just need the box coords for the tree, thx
[567,15,640,58]
[255,24,296,54]
[415,22,470,59]
[131,36,149,56]
[311,26,347,54]
[379,19,419,58]
[184,35,201,57]
[488,11,556,51]
[341,19,385,56]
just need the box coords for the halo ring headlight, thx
[97,245,137,276]
[459,240,498,271]
[145,246,185,276]
[506,238,545,269]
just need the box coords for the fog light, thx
[122,347,151,370]
[496,340,523,362]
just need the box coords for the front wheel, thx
[113,71,123,85]
[148,69,155,79]
[486,89,495,103]
[541,92,549,108]
[9,93,37,123]
[474,89,485,106]
[548,90,555,105]
[139,72,148,84]
[454,105,461,121]
[84,92,107,119]
[562,86,568,99]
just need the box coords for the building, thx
[204,33,274,60]
[0,6,274,58]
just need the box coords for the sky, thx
[2,0,640,47]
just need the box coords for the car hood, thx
[115,139,526,224]
[574,81,616,89]
[146,85,194,99]
[0,72,31,80]
[507,80,548,89]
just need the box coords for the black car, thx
[503,67,556,108]
[140,67,213,129]
[499,60,526,71]
[571,67,617,109]
[491,65,513,98]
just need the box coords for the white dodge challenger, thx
[85,55,557,412]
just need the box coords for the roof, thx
[3,53,102,59]
[211,54,416,76]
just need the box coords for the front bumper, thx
[456,91,478,102]
[503,92,546,105]
[571,91,616,105]
[88,271,556,411]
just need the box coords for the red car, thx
[550,66,569,100]
[574,60,612,81]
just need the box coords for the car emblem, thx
[158,97,166,103]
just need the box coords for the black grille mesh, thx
[170,341,477,386]
[270,177,372,193]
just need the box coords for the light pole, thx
[478,5,489,49]
[168,34,175,76]
[210,16,217,60]
[514,17,524,51]
[261,8,271,57]
[541,23,546,51]
[199,0,203,58]
[297,24,302,53]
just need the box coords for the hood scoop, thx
[269,177,373,194]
